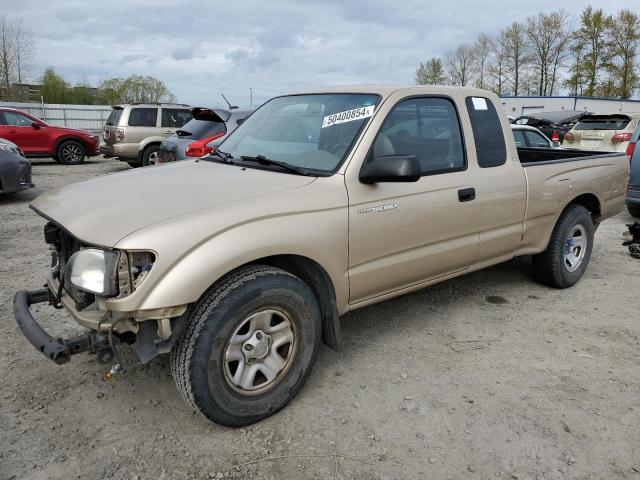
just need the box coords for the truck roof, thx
[289,84,495,98]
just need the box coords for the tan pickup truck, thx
[14,85,628,426]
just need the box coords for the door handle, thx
[458,187,476,202]
[162,130,174,135]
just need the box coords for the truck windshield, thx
[218,93,380,174]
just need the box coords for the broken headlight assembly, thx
[66,248,119,296]
[65,248,155,298]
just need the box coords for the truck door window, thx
[373,97,465,175]
[465,96,507,168]
[128,108,158,127]
[162,109,192,128]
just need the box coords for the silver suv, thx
[101,103,191,167]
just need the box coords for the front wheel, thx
[171,265,321,426]
[531,204,595,288]
[57,140,86,165]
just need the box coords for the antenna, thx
[221,93,239,110]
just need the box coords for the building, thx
[500,96,640,117]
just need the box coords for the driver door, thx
[347,95,483,304]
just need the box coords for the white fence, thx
[0,101,111,133]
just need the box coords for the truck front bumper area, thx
[13,288,107,365]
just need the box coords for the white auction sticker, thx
[471,97,488,110]
[322,105,375,128]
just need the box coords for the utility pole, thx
[249,88,253,108]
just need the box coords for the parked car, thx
[563,113,640,153]
[157,108,252,165]
[510,124,561,148]
[101,103,192,167]
[514,110,589,143]
[15,85,628,427]
[0,138,33,193]
[625,123,640,217]
[0,107,100,164]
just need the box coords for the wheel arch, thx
[246,254,342,350]
[568,193,602,223]
[53,135,91,155]
[137,138,163,162]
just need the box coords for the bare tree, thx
[526,11,571,96]
[504,22,529,96]
[446,45,474,86]
[0,16,14,94]
[13,17,34,84]
[488,30,508,95]
[473,34,491,89]
[565,41,587,96]
[607,9,640,99]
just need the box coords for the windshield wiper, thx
[240,155,312,176]
[207,149,234,162]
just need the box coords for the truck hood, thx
[31,160,315,246]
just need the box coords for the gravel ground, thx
[1,157,639,480]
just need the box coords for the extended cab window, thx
[466,97,507,168]
[512,129,526,148]
[162,109,192,128]
[128,108,158,127]
[373,97,465,175]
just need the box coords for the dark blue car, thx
[627,125,640,218]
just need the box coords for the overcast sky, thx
[9,0,638,108]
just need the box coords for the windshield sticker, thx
[322,105,375,128]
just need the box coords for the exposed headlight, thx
[66,248,119,296]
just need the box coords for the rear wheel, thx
[627,202,640,218]
[532,204,595,288]
[141,145,160,167]
[57,140,86,165]
[171,265,321,427]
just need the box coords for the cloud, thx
[7,0,633,108]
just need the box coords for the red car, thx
[0,107,100,164]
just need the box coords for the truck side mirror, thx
[359,154,421,184]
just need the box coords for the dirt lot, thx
[1,157,639,480]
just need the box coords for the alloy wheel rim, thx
[148,151,160,166]
[223,308,297,396]
[62,144,82,163]
[564,224,587,272]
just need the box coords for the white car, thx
[510,124,561,149]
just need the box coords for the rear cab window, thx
[465,96,507,168]
[128,108,158,127]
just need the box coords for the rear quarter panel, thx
[517,154,628,255]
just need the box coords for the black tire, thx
[126,160,142,168]
[531,204,595,288]
[141,145,160,167]
[171,265,321,427]
[627,202,640,218]
[57,140,86,165]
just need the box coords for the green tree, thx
[40,66,69,103]
[606,9,640,98]
[97,75,175,104]
[69,76,96,104]
[572,6,613,97]
[415,58,446,85]
[504,22,529,96]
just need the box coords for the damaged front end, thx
[13,222,188,367]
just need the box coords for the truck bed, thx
[517,147,621,166]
